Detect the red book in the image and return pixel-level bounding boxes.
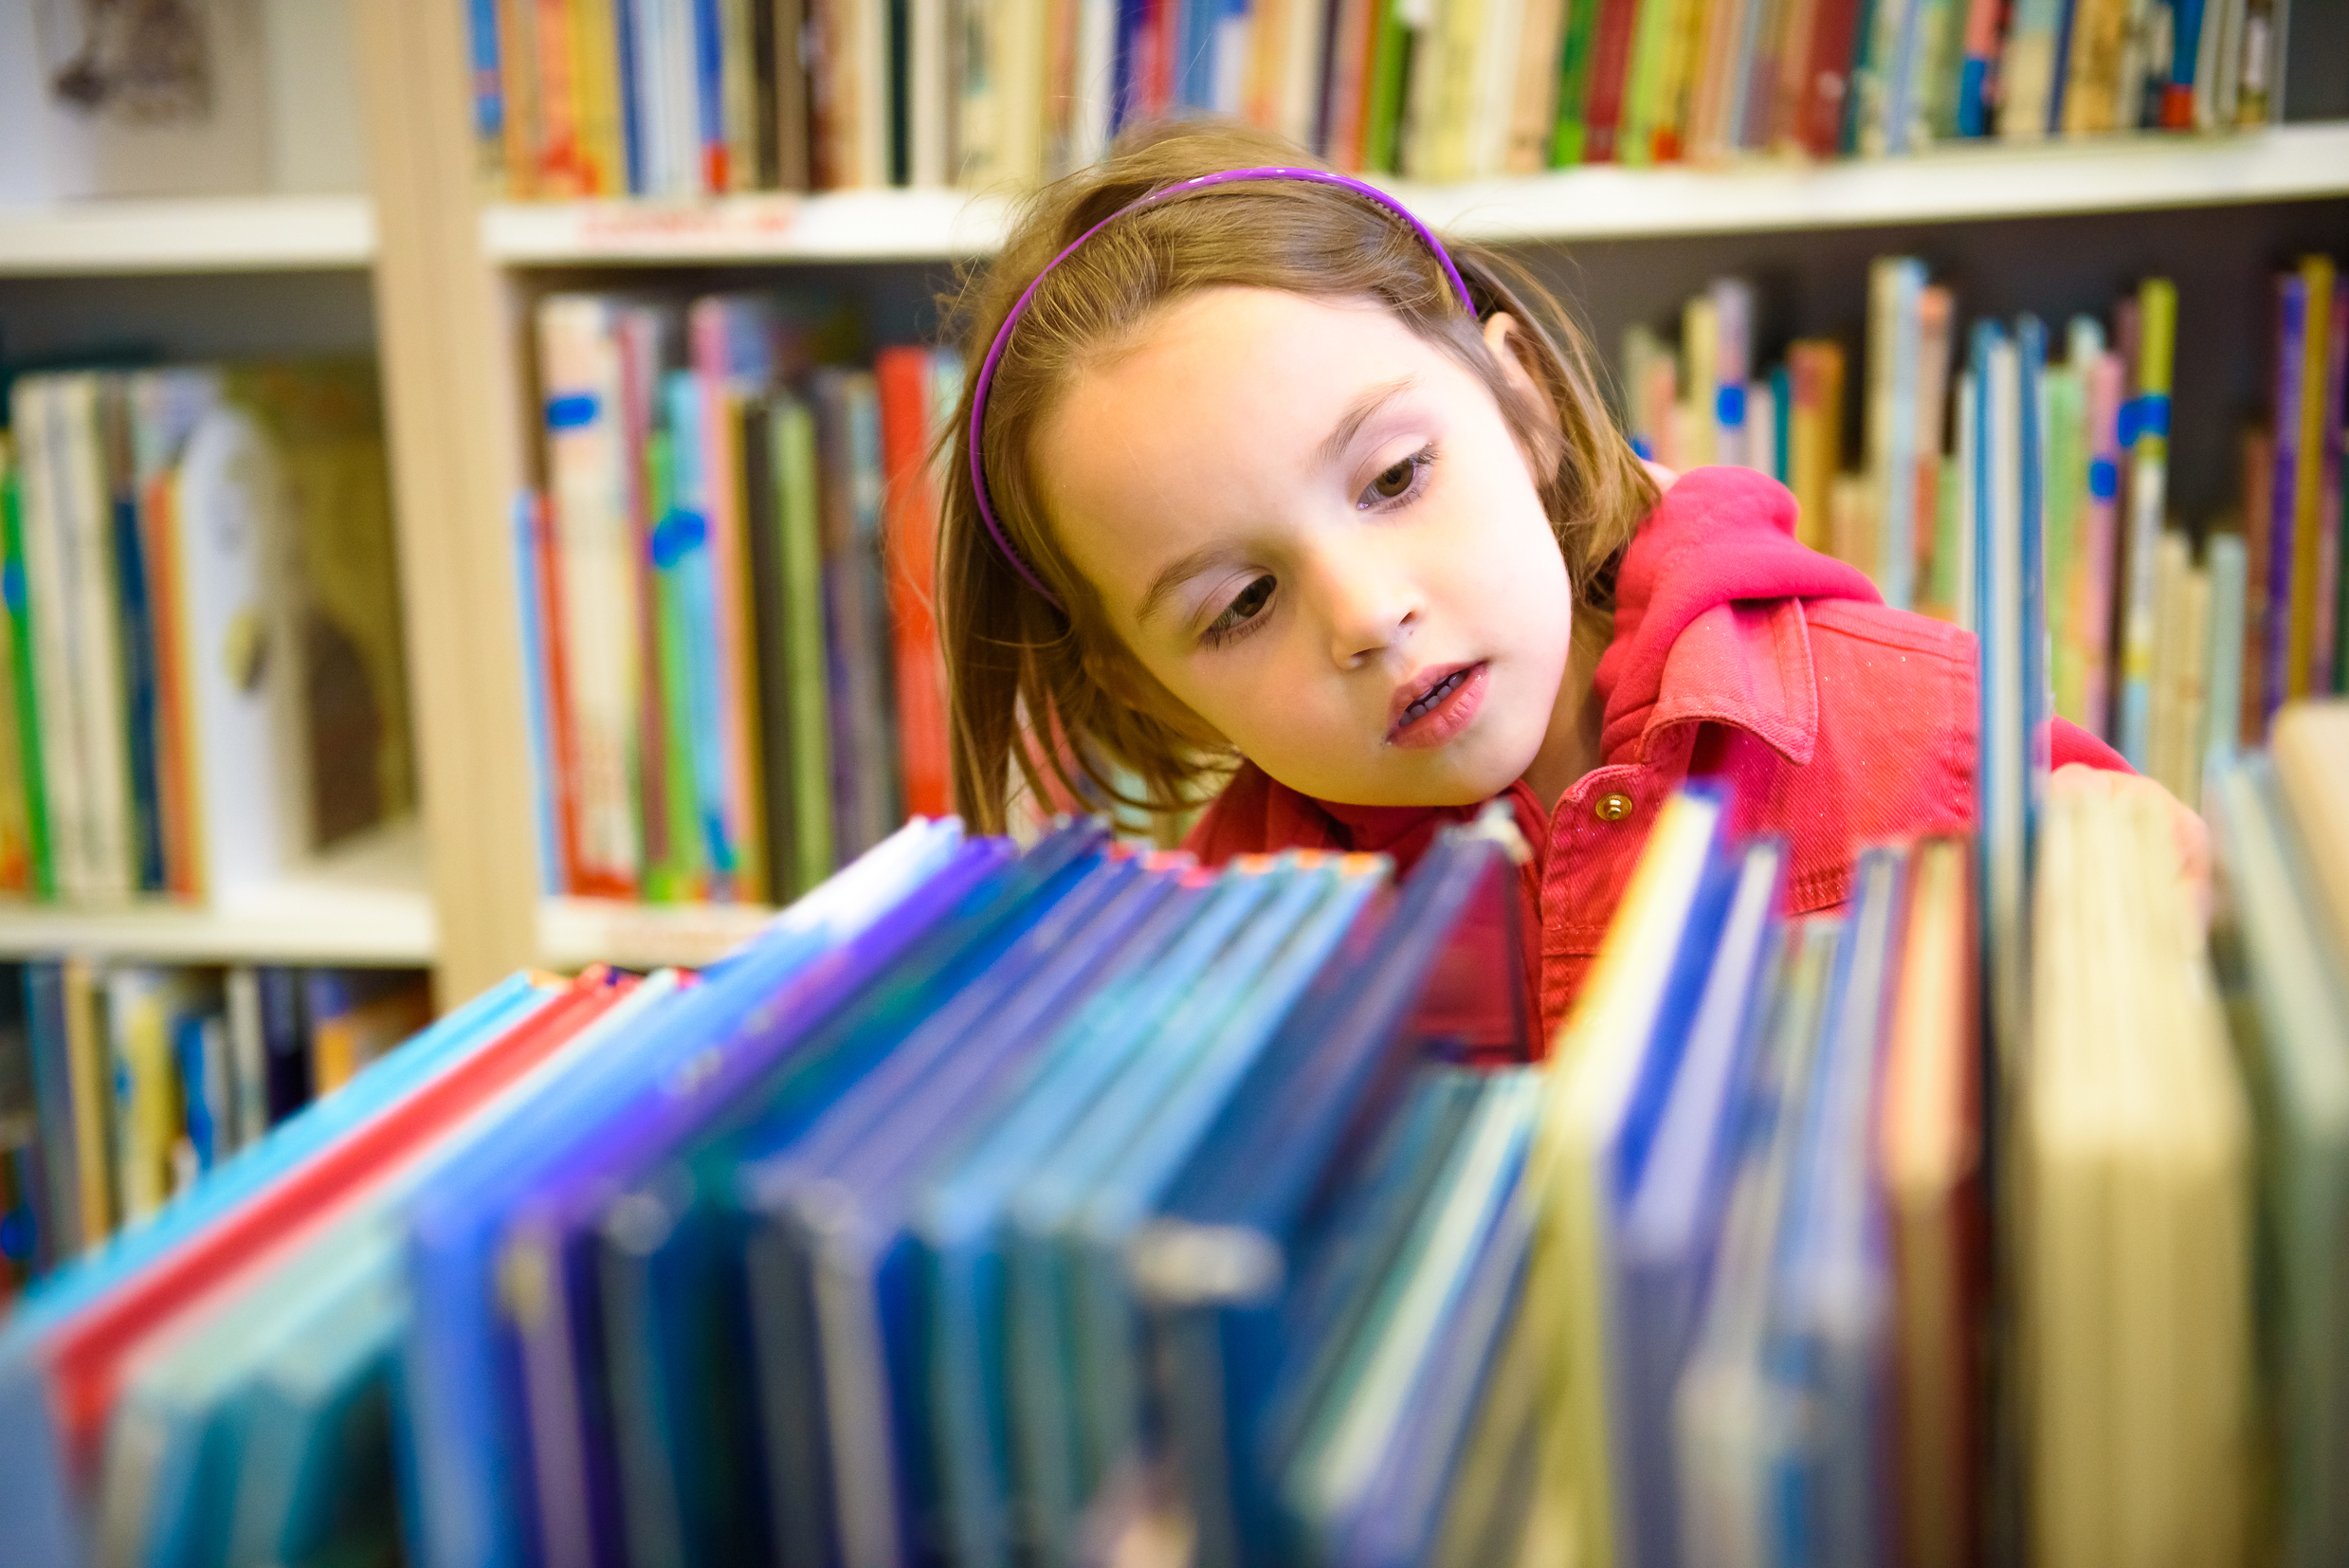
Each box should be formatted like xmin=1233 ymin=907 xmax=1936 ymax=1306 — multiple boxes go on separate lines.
xmin=44 ymin=973 xmax=633 ymax=1477
xmin=1792 ymin=0 xmax=1866 ymax=157
xmin=1581 ymin=0 xmax=1646 ymax=164
xmin=875 ymin=349 xmax=953 ymax=823
xmin=531 ymin=491 xmax=589 ymax=895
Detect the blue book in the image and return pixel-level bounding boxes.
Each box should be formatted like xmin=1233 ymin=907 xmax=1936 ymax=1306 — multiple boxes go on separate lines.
xmin=1762 ymin=847 xmax=1908 ymax=1568
xmin=395 ymin=821 xmax=962 ymax=1568
xmin=744 ymin=852 xmax=1191 ymax=1568
xmin=915 ymin=865 xmax=1287 ymax=1568
xmin=1279 ymin=1070 xmax=1544 ymax=1568
xmin=661 ymin=371 xmax=734 ymax=889
xmin=513 ymin=493 xmax=565 ymax=895
xmin=1142 ymin=819 xmax=1530 ymax=1568
xmin=1612 ymin=838 xmax=1789 ymax=1568
xmin=0 ymin=974 xmax=554 ymax=1568
xmin=1039 ymin=859 xmax=1389 ymax=1551
xmin=573 ymin=825 xmax=1110 ymax=1568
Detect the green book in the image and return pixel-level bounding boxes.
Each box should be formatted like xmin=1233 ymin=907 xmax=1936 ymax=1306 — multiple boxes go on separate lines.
xmin=1362 ymin=0 xmax=1416 ymax=174
xmin=771 ymin=397 xmax=834 ymax=899
xmin=0 ymin=457 xmax=51 ymax=899
xmin=1619 ymin=0 xmax=1683 ymax=168
xmin=1551 ymin=0 xmax=1601 ymax=165
xmin=2043 ymin=364 xmax=2087 ymax=726
xmin=646 ymin=430 xmax=702 ymax=903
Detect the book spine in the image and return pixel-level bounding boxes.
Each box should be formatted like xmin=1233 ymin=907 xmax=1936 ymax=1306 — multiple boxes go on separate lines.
xmin=2238 ymin=424 xmax=2272 ymax=741
xmin=107 ymin=969 xmax=173 ymax=1225
xmin=615 ymin=0 xmax=646 ymax=192
xmin=2117 ymin=278 xmax=2176 ymax=770
xmin=536 ymin=0 xmax=585 ymax=193
xmin=0 ymin=453 xmax=51 ymax=900
xmin=2266 ymin=273 xmax=2306 ymax=721
xmin=1507 ymin=0 xmax=1570 ymax=169
xmin=1551 ymin=0 xmax=1602 ymax=160
xmin=1954 ymin=0 xmax=2000 ymax=133
xmin=2286 ymin=258 xmax=2337 ymax=700
xmin=2315 ymin=278 xmax=2348 ymax=694
xmin=689 ymin=305 xmax=765 ymax=901
xmin=539 ymin=298 xmax=644 ymax=897
xmin=570 ymin=0 xmax=628 ymax=193
xmin=1580 ymin=0 xmax=1643 ymax=161
xmin=776 ymin=400 xmax=837 ymax=894
xmin=515 ymin=492 xmax=567 ymax=897
xmin=1995 ymin=0 xmax=2059 ymax=137
xmin=2019 ymin=315 xmax=2050 ymax=793
xmin=64 ymin=378 xmax=137 ymax=900
xmin=875 ymin=349 xmax=951 ymax=822
xmin=105 ymin=394 xmax=168 ymax=896
xmin=719 ymin=0 xmax=759 ymax=188
xmin=1794 ymin=0 xmax=1866 ymax=155
xmin=2201 ymin=531 xmax=2246 ymax=775
xmin=693 ymin=0 xmax=730 ymax=189
xmin=612 ymin=314 xmax=667 ymax=890
xmin=468 ymin=0 xmax=511 ymax=189
xmin=138 ymin=468 xmax=198 ymax=901
xmin=1617 ymin=0 xmax=1680 ymax=164
xmin=23 ymin=963 xmax=82 ymax=1257
xmin=60 ymin=959 xmax=114 ymax=1244
xmin=2080 ymin=350 xmax=2123 ymax=739
xmin=223 ymin=965 xmax=267 ymax=1152
xmin=659 ymin=380 xmax=727 ymax=900
xmin=498 ymin=0 xmax=544 ymax=196
xmin=2043 ymin=365 xmax=2087 ymax=722
xmin=1914 ymin=283 xmax=1956 ymax=607
xmin=0 ymin=447 xmax=28 ymax=896
xmin=257 ymin=964 xmax=310 ymax=1124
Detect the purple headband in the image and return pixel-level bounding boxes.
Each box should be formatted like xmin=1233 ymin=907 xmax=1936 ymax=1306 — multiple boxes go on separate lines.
xmin=966 ymin=167 xmax=1479 ymax=610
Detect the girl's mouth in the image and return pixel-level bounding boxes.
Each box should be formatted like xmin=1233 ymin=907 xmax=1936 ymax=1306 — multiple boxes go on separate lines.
xmin=1388 ymin=662 xmax=1488 ymax=749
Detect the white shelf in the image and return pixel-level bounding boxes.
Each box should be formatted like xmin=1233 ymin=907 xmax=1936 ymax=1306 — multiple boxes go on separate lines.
xmin=477 ymin=124 xmax=2349 ymax=265
xmin=481 ymin=187 xmax=1011 ymax=264
xmin=0 ymin=194 xmax=376 ymax=277
xmin=538 ymin=896 xmax=777 ymax=973
xmin=0 ymin=819 xmax=434 ymax=964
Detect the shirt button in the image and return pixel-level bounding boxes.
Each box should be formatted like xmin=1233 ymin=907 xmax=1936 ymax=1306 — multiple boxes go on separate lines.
xmin=1594 ymin=792 xmax=1634 ymax=823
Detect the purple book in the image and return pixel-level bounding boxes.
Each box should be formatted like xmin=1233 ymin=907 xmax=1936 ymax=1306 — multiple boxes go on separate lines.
xmin=2268 ymin=272 xmax=2306 ymax=724
xmin=2316 ymin=282 xmax=2349 ymax=694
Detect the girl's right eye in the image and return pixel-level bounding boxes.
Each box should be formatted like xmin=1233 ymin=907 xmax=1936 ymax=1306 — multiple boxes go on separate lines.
xmin=1202 ymin=574 xmax=1276 ymax=648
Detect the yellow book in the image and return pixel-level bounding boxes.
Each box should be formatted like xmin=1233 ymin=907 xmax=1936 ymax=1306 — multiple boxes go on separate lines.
xmin=62 ymin=957 xmax=115 ymax=1249
xmin=568 ymin=0 xmax=628 ymax=194
xmin=1523 ymin=788 xmax=1725 ymax=1568
xmin=2288 ymin=257 xmax=2336 ymax=700
xmin=2028 ymin=777 xmax=2250 ymax=1568
xmin=1681 ymin=296 xmax=1719 ymax=468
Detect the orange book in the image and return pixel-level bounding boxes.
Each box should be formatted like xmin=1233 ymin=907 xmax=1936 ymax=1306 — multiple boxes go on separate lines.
xmin=139 ymin=471 xmax=200 ymax=900
xmin=876 ymin=349 xmax=953 ymax=822
xmin=533 ymin=0 xmax=584 ymax=197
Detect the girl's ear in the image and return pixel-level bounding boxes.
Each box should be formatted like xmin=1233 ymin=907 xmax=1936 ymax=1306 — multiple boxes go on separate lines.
xmin=1482 ymin=312 xmax=1546 ymax=407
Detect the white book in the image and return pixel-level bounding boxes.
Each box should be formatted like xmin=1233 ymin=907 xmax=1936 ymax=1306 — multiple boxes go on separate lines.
xmin=1276 ymin=0 xmax=1327 ymax=152
xmin=170 ymin=392 xmax=315 ymax=901
xmin=539 ymin=297 xmax=645 ymax=893
xmin=1711 ymin=279 xmax=1755 ymax=470
xmin=909 ymin=0 xmax=951 ymax=185
xmin=1744 ymin=378 xmax=1777 ymax=478
xmin=8 ymin=376 xmax=97 ymax=901
xmin=225 ymin=965 xmax=269 ymax=1151
xmin=1471 ymin=0 xmax=1528 ymax=176
xmin=2199 ymin=532 xmax=2248 ymax=788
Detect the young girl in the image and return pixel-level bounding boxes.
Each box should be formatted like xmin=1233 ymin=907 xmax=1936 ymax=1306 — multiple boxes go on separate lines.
xmin=934 ymin=120 xmax=2192 ymax=1046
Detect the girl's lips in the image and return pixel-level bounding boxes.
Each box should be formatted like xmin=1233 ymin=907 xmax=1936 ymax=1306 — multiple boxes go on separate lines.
xmin=1388 ymin=662 xmax=1488 ymax=749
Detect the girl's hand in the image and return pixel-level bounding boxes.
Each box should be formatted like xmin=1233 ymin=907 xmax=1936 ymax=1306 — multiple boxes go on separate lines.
xmin=2049 ymin=762 xmax=2213 ymax=924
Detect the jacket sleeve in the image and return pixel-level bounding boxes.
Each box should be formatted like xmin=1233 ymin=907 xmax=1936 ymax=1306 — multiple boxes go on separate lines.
xmin=2049 ymin=718 xmax=2132 ymax=774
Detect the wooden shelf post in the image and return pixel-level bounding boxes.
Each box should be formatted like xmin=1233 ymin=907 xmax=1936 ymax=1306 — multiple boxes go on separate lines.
xmin=351 ymin=0 xmax=542 ymax=1002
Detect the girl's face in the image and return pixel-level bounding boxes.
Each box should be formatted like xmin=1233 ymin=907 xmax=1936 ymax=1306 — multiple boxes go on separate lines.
xmin=1035 ymin=286 xmax=1575 ymax=809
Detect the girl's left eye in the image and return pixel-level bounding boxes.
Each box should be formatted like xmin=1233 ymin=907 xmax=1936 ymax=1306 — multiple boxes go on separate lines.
xmin=1358 ymin=447 xmax=1433 ymax=509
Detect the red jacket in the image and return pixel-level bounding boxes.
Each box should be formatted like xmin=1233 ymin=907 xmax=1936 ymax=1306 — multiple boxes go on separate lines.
xmin=1185 ymin=465 xmax=2126 ymax=1051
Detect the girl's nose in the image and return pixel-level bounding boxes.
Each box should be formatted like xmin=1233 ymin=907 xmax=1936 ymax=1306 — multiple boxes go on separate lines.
xmin=1312 ymin=548 xmax=1417 ymax=669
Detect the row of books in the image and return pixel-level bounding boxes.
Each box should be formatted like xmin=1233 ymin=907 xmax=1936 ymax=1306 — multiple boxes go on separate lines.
xmin=523 ymin=291 xmax=956 ymax=905
xmin=5 ymin=718 xmax=2345 ymax=1566
xmin=0 ymin=368 xmax=416 ymax=907
xmin=464 ymin=0 xmax=2289 ymax=200
xmin=1629 ymin=254 xmax=2348 ymax=807
xmin=0 ymin=961 xmax=434 ymax=1301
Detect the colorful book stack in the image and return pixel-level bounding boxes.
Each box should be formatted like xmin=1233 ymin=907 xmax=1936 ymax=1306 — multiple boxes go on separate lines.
xmin=1629 ymin=259 xmax=2349 ymax=809
xmin=7 ymin=693 xmax=2349 ymax=1565
xmin=523 ymin=291 xmax=959 ymax=905
xmin=0 ymin=961 xmax=435 ymax=1302
xmin=0 ymin=366 xmax=415 ymax=906
xmin=463 ymin=0 xmax=2286 ymax=198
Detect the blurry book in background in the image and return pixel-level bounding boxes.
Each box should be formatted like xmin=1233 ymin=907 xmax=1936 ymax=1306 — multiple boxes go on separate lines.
xmin=2 ymin=362 xmax=414 ymax=908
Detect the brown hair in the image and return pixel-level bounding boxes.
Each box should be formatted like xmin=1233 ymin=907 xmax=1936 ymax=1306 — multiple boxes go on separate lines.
xmin=934 ymin=119 xmax=1656 ymax=835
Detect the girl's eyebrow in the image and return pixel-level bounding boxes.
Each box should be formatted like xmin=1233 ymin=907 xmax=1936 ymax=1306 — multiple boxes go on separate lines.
xmin=1316 ymin=375 xmax=1420 ymax=468
xmin=1138 ymin=543 xmax=1231 ymax=629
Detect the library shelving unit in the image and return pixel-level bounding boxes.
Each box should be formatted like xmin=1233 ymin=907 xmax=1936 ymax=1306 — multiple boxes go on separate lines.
xmin=351 ymin=1 xmax=2349 ymax=1004
xmin=0 ymin=167 xmax=441 ymax=975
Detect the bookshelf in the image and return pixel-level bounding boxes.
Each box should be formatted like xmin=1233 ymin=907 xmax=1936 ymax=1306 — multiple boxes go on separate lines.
xmin=346 ymin=0 xmax=2349 ymax=1006
xmin=475 ymin=123 xmax=2349 ymax=266
xmin=0 ymin=194 xmax=376 ymax=276
xmin=0 ymin=820 xmax=433 ymax=965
